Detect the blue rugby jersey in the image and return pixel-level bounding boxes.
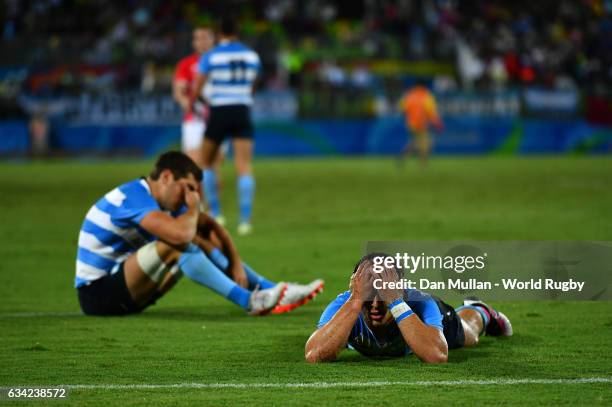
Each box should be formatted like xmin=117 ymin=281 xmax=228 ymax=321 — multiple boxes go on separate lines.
xmin=74 ymin=179 xmax=160 ymax=288
xmin=317 ymin=290 xmax=443 ymax=357
xmin=198 ymin=40 xmax=260 ymax=106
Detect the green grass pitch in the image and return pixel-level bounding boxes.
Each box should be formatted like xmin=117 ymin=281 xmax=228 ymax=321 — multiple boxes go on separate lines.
xmin=0 ymin=156 xmax=611 ymax=405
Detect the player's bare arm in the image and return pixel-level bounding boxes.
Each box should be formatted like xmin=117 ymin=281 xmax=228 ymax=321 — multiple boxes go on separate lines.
xmin=172 ymin=78 xmax=191 ymax=112
xmin=305 ymin=261 xmax=374 ymax=363
xmin=194 ymin=213 xmax=248 ymax=288
xmin=192 ymin=73 xmax=208 ymax=110
xmin=193 ymin=212 xmax=220 ymax=248
xmin=377 ymin=266 xmax=448 ymax=364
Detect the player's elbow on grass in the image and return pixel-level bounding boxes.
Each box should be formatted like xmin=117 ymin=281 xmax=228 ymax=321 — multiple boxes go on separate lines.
xmin=419 ymin=349 xmax=448 ymax=364
xmin=416 ymin=342 xmax=448 ymax=364
xmin=304 ymin=348 xmax=337 ymax=364
xmin=304 ymin=349 xmax=319 ymax=364
xmin=304 ymin=333 xmax=338 ymax=364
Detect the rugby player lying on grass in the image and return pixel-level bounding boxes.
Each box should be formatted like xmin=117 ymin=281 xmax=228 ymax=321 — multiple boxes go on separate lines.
xmin=305 ymin=254 xmax=511 ymax=363
xmin=75 ymin=151 xmax=323 ymax=316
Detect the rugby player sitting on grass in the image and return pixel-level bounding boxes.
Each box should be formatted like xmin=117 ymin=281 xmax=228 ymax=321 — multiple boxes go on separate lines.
xmin=305 ymin=254 xmax=511 ymax=363
xmin=75 ymin=151 xmax=323 ymax=316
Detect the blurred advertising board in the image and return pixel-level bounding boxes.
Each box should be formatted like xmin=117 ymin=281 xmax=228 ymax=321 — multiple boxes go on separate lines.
xmin=523 ymin=88 xmax=579 ymax=117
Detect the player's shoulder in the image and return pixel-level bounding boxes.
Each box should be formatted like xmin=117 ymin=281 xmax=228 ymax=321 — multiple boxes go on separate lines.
xmin=176 ymin=56 xmax=189 ymax=70
xmin=219 ymin=41 xmax=258 ymax=56
xmin=117 ymin=178 xmax=146 ymax=192
xmin=176 ymin=55 xmax=197 ymax=79
xmin=317 ymin=290 xmax=351 ymax=328
xmin=321 ymin=290 xmax=351 ymax=309
xmin=419 ymin=87 xmax=434 ymax=98
xmin=178 ymin=53 xmax=198 ymax=66
xmin=332 ymin=290 xmax=351 ymax=304
xmin=235 ymin=41 xmax=257 ymax=51
xmin=116 ymin=179 xmax=157 ymax=207
xmin=238 ymin=42 xmax=259 ymax=59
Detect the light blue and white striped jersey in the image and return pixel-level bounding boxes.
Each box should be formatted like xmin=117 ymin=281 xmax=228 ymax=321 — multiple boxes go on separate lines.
xmin=198 ymin=40 xmax=261 ymax=106
xmin=75 ymin=179 xmax=160 ymax=288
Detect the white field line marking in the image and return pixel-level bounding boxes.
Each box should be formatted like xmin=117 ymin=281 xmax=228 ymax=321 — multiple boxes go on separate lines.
xmin=38 ymin=378 xmax=612 ymax=390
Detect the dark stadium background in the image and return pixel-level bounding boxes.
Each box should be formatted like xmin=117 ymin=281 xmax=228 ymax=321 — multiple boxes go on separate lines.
xmin=1 ymin=0 xmax=611 ymax=155
xmin=1 ymin=1 xmax=611 ymax=405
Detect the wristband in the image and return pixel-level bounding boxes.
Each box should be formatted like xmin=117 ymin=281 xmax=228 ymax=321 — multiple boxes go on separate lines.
xmin=389 ymin=299 xmax=413 ymax=323
xmin=388 ymin=298 xmax=405 ymax=310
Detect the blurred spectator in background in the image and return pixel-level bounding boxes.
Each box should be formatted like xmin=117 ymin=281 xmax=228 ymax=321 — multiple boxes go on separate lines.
xmin=29 ymin=113 xmax=49 ymax=156
xmin=398 ymin=81 xmax=443 ymax=167
xmin=141 ymin=63 xmax=157 ymax=94
xmin=1 ymin=0 xmax=610 ymax=121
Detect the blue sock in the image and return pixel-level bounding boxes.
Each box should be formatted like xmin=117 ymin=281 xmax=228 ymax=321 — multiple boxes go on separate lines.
xmin=243 ymin=263 xmax=276 ymax=290
xmin=203 ymin=169 xmax=221 ymax=217
xmin=237 ymin=174 xmax=255 ymax=224
xmin=208 ymin=248 xmax=275 ymax=290
xmin=179 ymin=244 xmax=250 ymax=309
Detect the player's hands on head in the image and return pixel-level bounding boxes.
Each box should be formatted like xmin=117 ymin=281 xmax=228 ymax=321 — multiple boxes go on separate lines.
xmin=183 ymin=183 xmax=201 ymax=209
xmin=349 ymin=260 xmax=375 ymax=303
xmin=195 ymin=182 xmax=204 ymax=202
xmin=376 ymin=265 xmax=404 ymax=304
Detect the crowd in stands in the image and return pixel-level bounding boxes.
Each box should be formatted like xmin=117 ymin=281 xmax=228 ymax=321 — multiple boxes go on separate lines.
xmin=1 ymin=0 xmax=610 ymax=101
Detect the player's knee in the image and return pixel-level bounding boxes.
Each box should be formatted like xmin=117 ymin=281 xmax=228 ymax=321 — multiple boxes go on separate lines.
xmin=235 ymin=162 xmax=251 ymax=176
xmin=464 ymin=331 xmax=479 ymax=347
xmin=460 ymin=318 xmax=481 ymax=347
xmin=136 ymin=241 xmax=182 ymax=285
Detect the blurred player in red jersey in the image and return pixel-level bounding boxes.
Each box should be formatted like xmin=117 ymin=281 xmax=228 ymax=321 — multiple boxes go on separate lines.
xmin=173 ymin=27 xmax=223 ymax=170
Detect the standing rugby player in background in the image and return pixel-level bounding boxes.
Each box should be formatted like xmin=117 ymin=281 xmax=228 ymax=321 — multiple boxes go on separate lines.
xmin=193 ymin=15 xmax=260 ymax=236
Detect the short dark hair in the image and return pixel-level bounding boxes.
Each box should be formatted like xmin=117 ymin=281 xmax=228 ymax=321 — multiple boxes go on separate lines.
xmin=149 ymin=151 xmax=202 ymax=182
xmin=220 ymin=14 xmax=238 ymax=36
xmin=353 ymin=252 xmax=404 ymax=280
xmin=194 ymin=26 xmax=213 ymax=34
xmin=353 ymin=253 xmax=385 ymax=274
